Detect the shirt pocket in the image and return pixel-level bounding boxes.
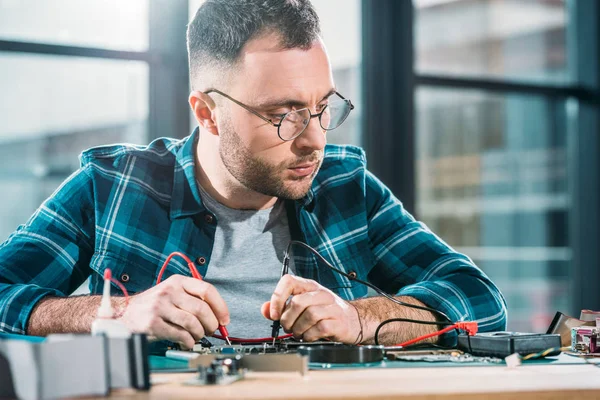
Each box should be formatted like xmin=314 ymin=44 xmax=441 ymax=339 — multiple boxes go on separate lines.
xmin=89 ymin=251 xmax=156 ymax=295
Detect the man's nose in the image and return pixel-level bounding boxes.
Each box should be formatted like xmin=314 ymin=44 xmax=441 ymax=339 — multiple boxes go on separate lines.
xmin=293 ymin=115 xmax=326 ymax=152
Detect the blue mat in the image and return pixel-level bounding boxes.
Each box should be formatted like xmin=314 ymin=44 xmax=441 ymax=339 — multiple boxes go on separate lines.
xmin=148 ymin=352 xmax=598 ymax=372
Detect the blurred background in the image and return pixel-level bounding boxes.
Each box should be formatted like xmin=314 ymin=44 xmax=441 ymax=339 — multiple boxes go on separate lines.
xmin=0 ymin=0 xmax=598 ymax=332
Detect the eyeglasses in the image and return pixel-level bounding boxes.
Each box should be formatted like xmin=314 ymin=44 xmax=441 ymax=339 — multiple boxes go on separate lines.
xmin=204 ymin=89 xmax=354 ymax=142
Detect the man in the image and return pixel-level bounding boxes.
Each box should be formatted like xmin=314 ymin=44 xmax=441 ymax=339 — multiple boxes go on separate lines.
xmin=0 ymin=0 xmax=506 ymax=349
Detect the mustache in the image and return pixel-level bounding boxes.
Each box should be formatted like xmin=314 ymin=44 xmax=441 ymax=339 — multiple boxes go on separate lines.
xmin=287 ymin=151 xmax=324 ymax=168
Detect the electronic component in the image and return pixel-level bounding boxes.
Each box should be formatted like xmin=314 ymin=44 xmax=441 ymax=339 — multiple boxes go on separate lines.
xmin=386 ymin=349 xmax=502 ymax=364
xmin=191 ymin=339 xmax=342 ymax=355
xmin=297 ymin=345 xmax=384 ymax=364
xmin=457 ymin=332 xmax=562 ymax=358
xmin=571 ymin=326 xmax=600 ymax=354
xmin=186 ymin=355 xmax=245 ymax=386
xmin=547 ymin=311 xmax=596 ymax=346
xmin=189 ymin=352 xmax=308 ymax=374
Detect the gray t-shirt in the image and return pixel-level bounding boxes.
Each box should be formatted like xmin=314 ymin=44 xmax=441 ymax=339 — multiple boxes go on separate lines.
xmin=197 ymin=183 xmax=291 ymax=342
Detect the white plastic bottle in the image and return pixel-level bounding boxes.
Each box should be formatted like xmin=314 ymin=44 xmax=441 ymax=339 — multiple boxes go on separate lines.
xmin=91 ymin=269 xmax=131 ymax=338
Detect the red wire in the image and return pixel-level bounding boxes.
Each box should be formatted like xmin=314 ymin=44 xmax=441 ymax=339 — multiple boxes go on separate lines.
xmin=392 ymin=321 xmax=478 ymax=348
xmin=394 ymin=325 xmax=458 ymax=347
xmin=101 ymin=268 xmax=129 ymax=319
xmin=157 ymin=252 xmax=287 ymax=343
xmin=109 ymin=276 xmax=129 ymax=319
xmin=156 ymin=252 xmax=200 ymax=284
xmin=212 ymin=333 xmax=294 ymax=343
xmin=121 ymin=253 xmax=479 ymax=347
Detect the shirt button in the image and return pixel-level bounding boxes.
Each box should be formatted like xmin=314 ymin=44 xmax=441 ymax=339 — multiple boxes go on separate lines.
xmin=204 ymin=214 xmax=214 ymax=224
xmin=348 ymin=271 xmax=357 ymax=279
xmin=120 ymin=273 xmax=130 ymax=283
xmin=196 ymin=256 xmax=206 ymax=265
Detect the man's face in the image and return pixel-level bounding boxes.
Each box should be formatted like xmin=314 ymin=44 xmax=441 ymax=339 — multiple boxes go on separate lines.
xmin=217 ymin=34 xmax=335 ymax=200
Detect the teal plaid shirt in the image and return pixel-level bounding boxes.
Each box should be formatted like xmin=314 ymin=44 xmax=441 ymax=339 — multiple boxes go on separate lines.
xmin=0 ymin=128 xmax=507 ymax=340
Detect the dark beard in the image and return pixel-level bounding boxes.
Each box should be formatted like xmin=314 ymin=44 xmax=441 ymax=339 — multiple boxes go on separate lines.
xmin=218 ymin=116 xmax=322 ymax=200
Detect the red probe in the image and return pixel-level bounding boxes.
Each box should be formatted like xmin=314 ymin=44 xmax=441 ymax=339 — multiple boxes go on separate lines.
xmin=156 ymin=252 xmax=232 ymax=345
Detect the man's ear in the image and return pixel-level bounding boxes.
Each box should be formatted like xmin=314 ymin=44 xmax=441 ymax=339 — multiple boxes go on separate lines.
xmin=189 ymin=91 xmax=219 ymax=136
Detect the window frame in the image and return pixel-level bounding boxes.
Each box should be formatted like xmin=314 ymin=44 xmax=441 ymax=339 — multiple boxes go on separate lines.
xmin=362 ymin=0 xmax=600 ymax=315
xmin=0 ymin=0 xmax=190 ymax=142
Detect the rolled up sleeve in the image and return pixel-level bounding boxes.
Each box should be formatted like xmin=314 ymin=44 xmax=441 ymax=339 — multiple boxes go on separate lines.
xmin=0 ymin=166 xmax=95 ymax=334
xmin=365 ymin=171 xmax=507 ymax=344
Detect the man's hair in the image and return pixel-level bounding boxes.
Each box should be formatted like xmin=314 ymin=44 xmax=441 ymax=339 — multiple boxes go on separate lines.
xmin=187 ymin=0 xmax=321 ymax=90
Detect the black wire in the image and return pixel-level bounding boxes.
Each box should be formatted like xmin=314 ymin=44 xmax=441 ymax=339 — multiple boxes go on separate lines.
xmin=285 ymin=240 xmax=454 ymax=346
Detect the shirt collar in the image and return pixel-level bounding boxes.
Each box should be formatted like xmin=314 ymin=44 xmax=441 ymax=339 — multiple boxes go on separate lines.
xmin=170 ymin=127 xmax=207 ymax=219
xmin=169 ymin=127 xmax=315 ymax=219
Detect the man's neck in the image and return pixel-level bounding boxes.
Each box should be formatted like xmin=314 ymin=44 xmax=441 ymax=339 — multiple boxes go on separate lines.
xmin=195 ymin=133 xmax=277 ymax=211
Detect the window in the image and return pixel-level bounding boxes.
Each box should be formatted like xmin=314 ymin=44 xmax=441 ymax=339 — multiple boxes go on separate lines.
xmin=0 ymin=0 xmax=149 ymax=51
xmin=416 ymin=88 xmax=569 ymax=331
xmin=0 ymin=2 xmax=189 ymax=242
xmin=413 ymin=0 xmax=578 ymax=332
xmin=312 ymin=0 xmax=362 ymax=146
xmin=0 ymin=54 xmax=148 ymax=241
xmin=415 ymin=0 xmax=568 ymax=83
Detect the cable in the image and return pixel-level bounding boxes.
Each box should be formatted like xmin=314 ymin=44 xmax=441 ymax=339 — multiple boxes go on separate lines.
xmin=157 ymin=243 xmax=471 ymax=347
xmin=285 ymin=241 xmax=452 ymax=324
xmin=212 ymin=333 xmax=294 ymax=344
xmin=374 ymin=319 xmax=478 ymax=347
xmin=156 ymin=252 xmax=201 ymax=283
xmin=521 ymin=346 xmax=571 ymax=361
xmin=284 ymin=241 xmax=480 ymax=347
xmin=374 ymin=319 xmax=452 ymax=346
xmin=157 ymin=252 xmax=231 ymax=344
xmin=108 ymin=273 xmax=129 ymax=319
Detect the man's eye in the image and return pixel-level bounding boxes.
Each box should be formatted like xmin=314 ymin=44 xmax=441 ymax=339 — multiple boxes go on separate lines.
xmin=316 ymin=103 xmax=328 ymax=112
xmin=268 ymin=113 xmax=287 ymax=121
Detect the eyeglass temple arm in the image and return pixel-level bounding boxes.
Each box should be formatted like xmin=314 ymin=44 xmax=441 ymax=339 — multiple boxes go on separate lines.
xmin=204 ymin=89 xmax=278 ymax=127
xmin=335 ymin=91 xmax=355 ymax=110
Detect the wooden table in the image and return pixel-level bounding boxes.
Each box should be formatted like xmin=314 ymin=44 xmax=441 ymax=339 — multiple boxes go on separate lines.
xmin=110 ymin=363 xmax=600 ymax=399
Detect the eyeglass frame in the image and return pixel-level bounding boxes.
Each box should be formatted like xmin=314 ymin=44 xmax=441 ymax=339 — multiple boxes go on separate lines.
xmin=204 ymin=88 xmax=355 ymax=142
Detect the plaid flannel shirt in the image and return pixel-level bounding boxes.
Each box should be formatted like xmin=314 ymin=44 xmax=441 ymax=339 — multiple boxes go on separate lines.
xmin=0 ymin=128 xmax=507 ymax=341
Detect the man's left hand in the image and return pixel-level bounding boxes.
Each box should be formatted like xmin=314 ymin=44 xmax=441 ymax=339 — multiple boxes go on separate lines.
xmin=261 ymin=275 xmax=360 ymax=343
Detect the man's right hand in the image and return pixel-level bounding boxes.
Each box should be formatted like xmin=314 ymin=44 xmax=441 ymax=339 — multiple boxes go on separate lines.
xmin=118 ymin=275 xmax=230 ymax=349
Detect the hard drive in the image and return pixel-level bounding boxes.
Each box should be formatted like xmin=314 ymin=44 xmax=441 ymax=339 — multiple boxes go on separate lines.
xmin=457 ymin=332 xmax=562 ymax=358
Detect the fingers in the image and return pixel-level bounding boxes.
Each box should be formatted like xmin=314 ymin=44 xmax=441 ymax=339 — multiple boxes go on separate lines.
xmin=288 ymin=303 xmax=339 ymax=339
xmin=163 ymin=306 xmax=206 ymax=342
xmin=172 ymin=291 xmax=219 ymax=336
xmin=270 ymin=275 xmax=319 ymax=320
xmin=154 ymin=319 xmax=196 ymax=349
xmin=181 ymin=277 xmax=230 ymax=325
xmin=280 ymin=290 xmax=333 ymax=333
xmin=261 ymin=301 xmax=272 ymax=320
xmin=301 ymin=319 xmax=336 ymax=342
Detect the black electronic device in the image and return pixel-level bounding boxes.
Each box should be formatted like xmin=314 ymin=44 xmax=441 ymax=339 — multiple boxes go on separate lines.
xmin=297 ymin=345 xmax=385 ymax=364
xmin=457 ymin=332 xmax=562 ymax=358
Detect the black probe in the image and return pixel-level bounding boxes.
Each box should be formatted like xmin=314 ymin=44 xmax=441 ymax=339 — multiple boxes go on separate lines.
xmin=272 ymin=249 xmax=291 ymax=345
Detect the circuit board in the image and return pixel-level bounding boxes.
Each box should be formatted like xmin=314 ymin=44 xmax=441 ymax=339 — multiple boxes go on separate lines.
xmin=191 ymin=339 xmax=342 ymax=355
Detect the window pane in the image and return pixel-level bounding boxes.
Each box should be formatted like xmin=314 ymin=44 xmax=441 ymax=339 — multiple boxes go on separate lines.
xmin=0 ymin=54 xmax=148 ymax=241
xmin=188 ymin=0 xmax=363 ymax=147
xmin=414 ymin=0 xmax=569 ymax=83
xmin=312 ymin=0 xmax=362 ymax=146
xmin=416 ymin=87 xmax=570 ymax=332
xmin=0 ymin=0 xmax=149 ymax=51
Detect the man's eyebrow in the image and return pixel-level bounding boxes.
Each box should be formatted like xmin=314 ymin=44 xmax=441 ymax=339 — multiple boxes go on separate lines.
xmin=254 ymin=88 xmax=337 ymax=109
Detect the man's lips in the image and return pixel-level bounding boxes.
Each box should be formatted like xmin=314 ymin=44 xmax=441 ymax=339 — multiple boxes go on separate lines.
xmin=288 ymin=162 xmax=317 ymax=177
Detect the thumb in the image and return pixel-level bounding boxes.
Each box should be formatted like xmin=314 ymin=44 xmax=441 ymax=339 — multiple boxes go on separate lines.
xmin=261 ymin=301 xmax=273 ymax=320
